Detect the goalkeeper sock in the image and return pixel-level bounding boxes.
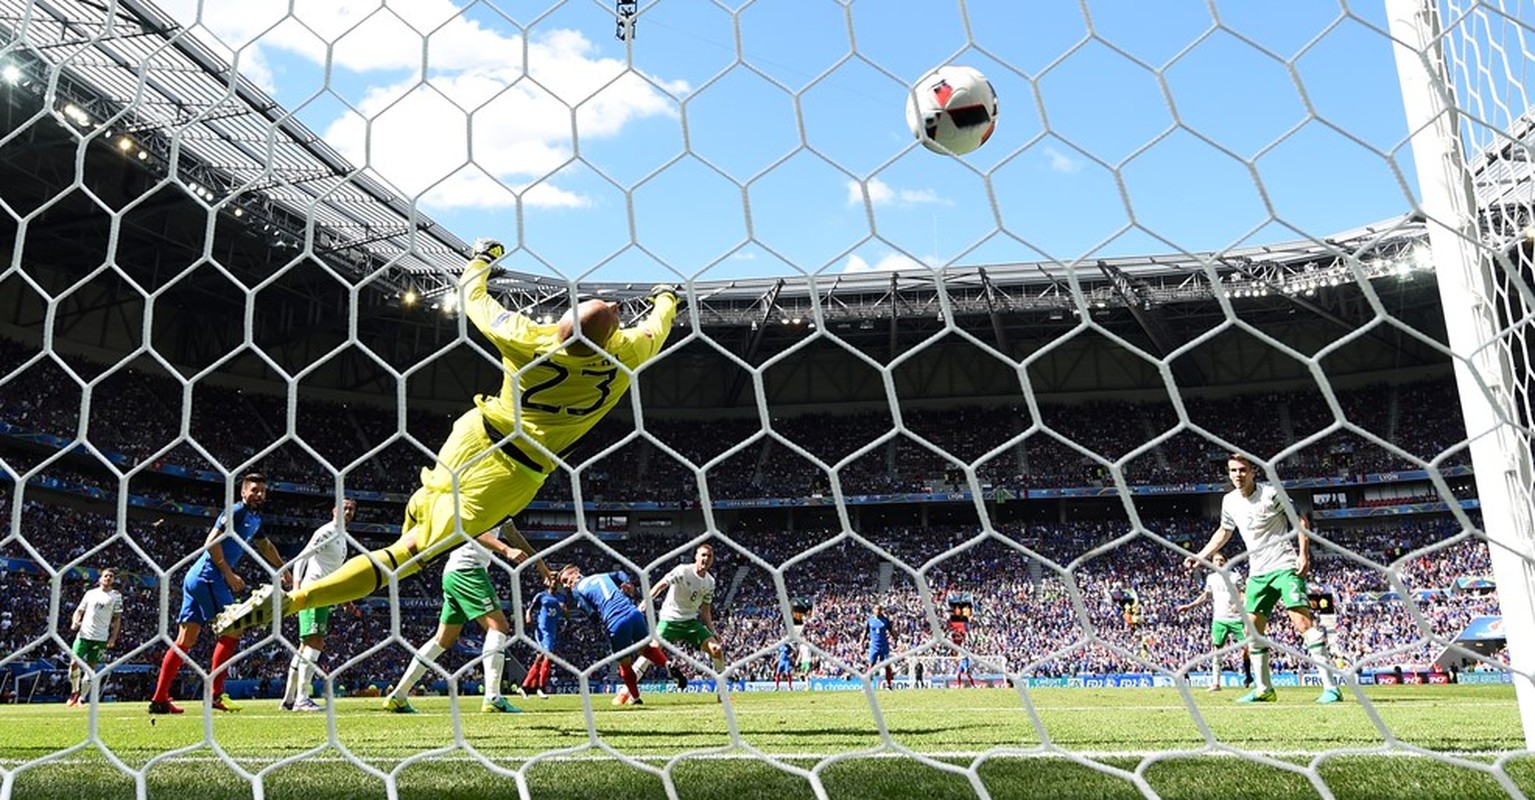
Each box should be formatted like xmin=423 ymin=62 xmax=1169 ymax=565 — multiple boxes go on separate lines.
xmin=210 ymin=636 xmax=239 ymax=698
xmin=393 ymin=641 xmax=446 ymax=701
xmin=483 ymin=630 xmax=509 ymax=700
xmin=1250 ymin=646 xmax=1272 ymax=692
xmin=293 ymin=542 xmax=422 ymax=612
xmin=1304 ymin=627 xmax=1337 ymax=690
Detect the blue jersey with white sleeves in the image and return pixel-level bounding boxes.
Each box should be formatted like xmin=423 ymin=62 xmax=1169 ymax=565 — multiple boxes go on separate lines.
xmin=571 ymin=572 xmax=638 ymax=633
xmin=188 ymin=502 xmax=263 ymax=584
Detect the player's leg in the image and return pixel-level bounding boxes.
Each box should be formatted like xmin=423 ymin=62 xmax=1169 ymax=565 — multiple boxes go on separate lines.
xmin=1237 ymin=572 xmax=1280 ymax=703
xmin=67 ymin=638 xmax=86 ymax=705
xmin=1287 ymin=599 xmax=1341 ymax=703
xmin=703 ymin=634 xmax=727 ymax=675
xmin=385 ymin=622 xmax=464 ymax=713
xmin=150 ymin=621 xmax=198 ymax=714
xmin=284 ymin=621 xmax=328 ymax=712
xmin=474 ymin=609 xmax=522 ymax=713
xmin=610 ymin=614 xmax=649 ymax=704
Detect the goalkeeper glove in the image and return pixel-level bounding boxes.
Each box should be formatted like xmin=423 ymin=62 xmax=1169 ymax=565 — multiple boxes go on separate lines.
xmin=648 ymin=283 xmax=679 ymax=304
xmin=471 ymin=238 xmax=506 ymax=263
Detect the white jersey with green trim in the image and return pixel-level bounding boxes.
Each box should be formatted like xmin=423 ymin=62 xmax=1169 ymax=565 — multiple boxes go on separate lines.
xmin=442 ymin=531 xmax=497 ymax=573
xmin=294 ymin=520 xmax=348 ymax=588
xmin=76 ymin=586 xmax=122 ymax=642
xmin=1219 ymin=481 xmax=1299 ymax=576
xmin=1205 ymin=571 xmax=1243 ymax=622
xmin=658 ymin=564 xmax=715 ymax=622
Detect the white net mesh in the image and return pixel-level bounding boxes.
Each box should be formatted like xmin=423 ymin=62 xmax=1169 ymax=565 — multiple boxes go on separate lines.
xmin=1 ymin=1 xmax=1534 ymax=798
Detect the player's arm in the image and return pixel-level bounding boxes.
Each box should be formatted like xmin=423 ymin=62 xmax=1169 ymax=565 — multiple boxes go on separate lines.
xmin=1184 ymin=525 xmax=1233 ymax=569
xmin=1295 ymin=513 xmax=1313 ymax=577
xmin=255 ymin=537 xmax=290 ymax=589
xmin=700 ymin=601 xmax=716 ymax=636
xmin=459 ymin=240 xmax=542 ymax=356
xmin=204 ymin=518 xmax=244 ymax=594
xmin=108 ymin=608 xmax=121 ymax=649
xmin=495 ymin=522 xmax=553 ymax=585
xmin=71 ymin=596 xmax=85 ymax=631
xmin=1176 ymin=589 xmax=1210 ymax=614
xmin=612 ymin=286 xmax=680 ymax=362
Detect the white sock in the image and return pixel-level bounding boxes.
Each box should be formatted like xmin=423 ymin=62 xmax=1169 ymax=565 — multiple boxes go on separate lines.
xmin=483 ymin=630 xmax=509 ymax=700
xmin=632 ymin=655 xmax=652 ymax=680
xmin=393 ymin=641 xmax=445 ymax=701
xmin=282 ymin=653 xmax=301 ymax=703
xmin=1304 ymin=627 xmax=1337 ymax=690
xmin=296 ymin=646 xmax=322 ymax=699
xmin=711 ymin=653 xmax=726 ymax=673
xmin=1211 ymin=653 xmax=1221 ymax=685
xmin=69 ymin=663 xmax=82 ymax=695
xmin=1251 ymin=647 xmax=1272 ymax=692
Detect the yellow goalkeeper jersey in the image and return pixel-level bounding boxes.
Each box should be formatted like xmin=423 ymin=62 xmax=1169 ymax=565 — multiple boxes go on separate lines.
xmin=459 ymin=262 xmax=678 ymax=472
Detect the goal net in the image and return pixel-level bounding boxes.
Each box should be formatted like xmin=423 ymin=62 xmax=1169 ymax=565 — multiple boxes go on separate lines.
xmin=1 ymin=0 xmax=1534 ymax=798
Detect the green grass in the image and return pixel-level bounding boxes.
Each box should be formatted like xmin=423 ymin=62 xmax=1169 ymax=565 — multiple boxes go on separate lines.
xmin=1 ymin=685 xmax=1528 ymax=799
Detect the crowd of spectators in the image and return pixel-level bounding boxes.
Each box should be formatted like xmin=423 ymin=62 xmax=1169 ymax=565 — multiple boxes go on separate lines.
xmin=0 ymin=494 xmax=1506 ymax=699
xmin=0 ymin=338 xmax=1473 ymax=504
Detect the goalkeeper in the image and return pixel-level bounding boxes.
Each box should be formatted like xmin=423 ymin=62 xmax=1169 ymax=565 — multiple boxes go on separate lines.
xmin=215 ymin=239 xmax=681 ymax=635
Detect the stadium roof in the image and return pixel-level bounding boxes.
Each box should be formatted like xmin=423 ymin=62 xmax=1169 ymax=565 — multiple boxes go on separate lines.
xmin=0 ymin=0 xmax=1447 ymax=317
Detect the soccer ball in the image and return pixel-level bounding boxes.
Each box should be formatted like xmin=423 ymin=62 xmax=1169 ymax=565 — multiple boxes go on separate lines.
xmin=905 ymin=65 xmax=999 ymax=156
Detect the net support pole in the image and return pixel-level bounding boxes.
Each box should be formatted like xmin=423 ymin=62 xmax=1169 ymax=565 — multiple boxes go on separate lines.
xmin=1388 ymin=0 xmax=1535 ymax=747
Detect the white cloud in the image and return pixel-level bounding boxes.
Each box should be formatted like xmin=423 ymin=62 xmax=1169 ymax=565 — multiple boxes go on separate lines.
xmin=152 ymin=0 xmax=687 ymax=210
xmin=846 ymin=177 xmax=947 ymax=208
xmin=842 ymin=252 xmax=928 ymax=273
xmin=1044 ymin=146 xmax=1083 ymax=174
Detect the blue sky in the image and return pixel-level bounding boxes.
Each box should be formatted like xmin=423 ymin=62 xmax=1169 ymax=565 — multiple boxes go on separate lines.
xmin=156 ymin=1 xmax=1422 ymax=284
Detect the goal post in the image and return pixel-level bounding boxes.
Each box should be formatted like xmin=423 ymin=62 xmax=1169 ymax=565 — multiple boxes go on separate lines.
xmin=1389 ymin=0 xmax=1535 ymax=747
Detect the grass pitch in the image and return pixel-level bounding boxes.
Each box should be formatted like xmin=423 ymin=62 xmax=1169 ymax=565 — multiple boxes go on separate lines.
xmin=1 ymin=685 xmax=1530 ymax=799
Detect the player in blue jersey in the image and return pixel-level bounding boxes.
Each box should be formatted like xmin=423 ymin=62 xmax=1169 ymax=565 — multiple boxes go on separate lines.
xmin=773 ymin=642 xmax=795 ymax=691
xmin=150 ymin=473 xmax=284 ymax=714
xmin=558 ymin=564 xmax=670 ymax=705
xmin=860 ymin=604 xmax=895 ymax=690
xmin=519 ymin=585 xmax=566 ymax=699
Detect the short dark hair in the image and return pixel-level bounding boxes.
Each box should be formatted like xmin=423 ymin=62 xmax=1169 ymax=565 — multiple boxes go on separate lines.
xmin=241 ymin=471 xmax=267 ymax=485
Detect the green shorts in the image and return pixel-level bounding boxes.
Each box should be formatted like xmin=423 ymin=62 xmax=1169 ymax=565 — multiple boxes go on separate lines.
xmin=1211 ymin=619 xmax=1245 ymax=646
xmin=298 ymin=606 xmax=332 ymax=638
xmin=656 ymin=619 xmax=715 ymax=649
xmin=1244 ymin=569 xmax=1309 ymax=618
xmin=441 ymin=568 xmax=500 ymax=626
xmin=71 ymin=638 xmax=106 ymax=664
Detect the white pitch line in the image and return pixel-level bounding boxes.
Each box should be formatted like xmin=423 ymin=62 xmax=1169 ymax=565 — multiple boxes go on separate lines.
xmin=1 ymin=749 xmax=1524 ymax=769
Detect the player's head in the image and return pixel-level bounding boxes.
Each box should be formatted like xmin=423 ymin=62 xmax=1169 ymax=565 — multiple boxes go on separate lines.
xmin=557 ymin=563 xmax=583 ymax=589
xmin=694 ymin=543 xmax=713 ymax=572
xmin=98 ymin=568 xmax=116 ymax=589
xmin=240 ymin=471 xmax=267 ymax=508
xmin=872 ymin=604 xmax=884 ymax=617
xmin=336 ymin=497 xmax=357 ymax=523
xmin=1225 ymin=454 xmax=1257 ymax=494
xmin=1211 ymin=552 xmax=1227 ymax=568
xmin=557 ymin=299 xmax=620 ymax=357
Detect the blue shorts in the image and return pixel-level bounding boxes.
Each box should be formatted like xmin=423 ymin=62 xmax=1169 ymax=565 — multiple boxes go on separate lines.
xmin=535 ymin=629 xmax=558 ymax=652
xmin=607 ymin=612 xmax=649 ymax=654
xmin=868 ymin=644 xmax=890 ymax=666
xmin=179 ymin=574 xmax=234 ymax=625
xmin=776 ymin=660 xmax=794 ymax=674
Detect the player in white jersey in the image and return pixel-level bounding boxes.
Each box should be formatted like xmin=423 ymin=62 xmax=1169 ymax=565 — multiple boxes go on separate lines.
xmin=1186 ymin=453 xmax=1341 ymax=704
xmin=382 ymin=522 xmax=550 ymax=714
xmin=67 ymin=568 xmax=123 ymax=707
xmin=619 ymin=543 xmax=725 ymax=705
xmin=280 ymin=499 xmax=355 ymax=712
xmin=1176 ymin=553 xmax=1253 ymax=692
